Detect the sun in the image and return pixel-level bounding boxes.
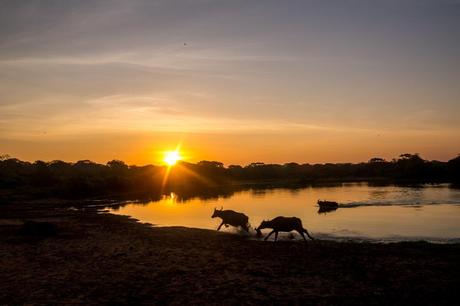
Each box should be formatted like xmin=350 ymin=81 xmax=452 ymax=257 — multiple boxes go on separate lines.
xmin=163 ymin=150 xmax=181 ymax=166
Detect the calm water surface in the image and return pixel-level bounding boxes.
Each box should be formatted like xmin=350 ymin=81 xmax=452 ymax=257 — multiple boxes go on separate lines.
xmin=110 ymin=183 xmax=460 ymax=243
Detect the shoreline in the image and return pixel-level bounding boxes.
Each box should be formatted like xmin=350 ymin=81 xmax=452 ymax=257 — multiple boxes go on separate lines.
xmin=1 ymin=202 xmax=460 ymax=305
xmin=2 ymin=180 xmax=457 ymax=203
xmin=111 ymin=212 xmax=460 ymax=245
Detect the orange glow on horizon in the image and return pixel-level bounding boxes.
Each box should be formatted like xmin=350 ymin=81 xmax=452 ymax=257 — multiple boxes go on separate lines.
xmin=163 ymin=150 xmax=182 ymax=166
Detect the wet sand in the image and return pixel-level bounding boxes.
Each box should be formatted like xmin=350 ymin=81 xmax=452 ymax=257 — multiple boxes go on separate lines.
xmin=1 ymin=202 xmax=459 ymax=305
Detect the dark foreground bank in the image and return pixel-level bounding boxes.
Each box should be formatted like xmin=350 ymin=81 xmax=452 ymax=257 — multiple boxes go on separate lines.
xmin=1 ymin=202 xmax=459 ymax=305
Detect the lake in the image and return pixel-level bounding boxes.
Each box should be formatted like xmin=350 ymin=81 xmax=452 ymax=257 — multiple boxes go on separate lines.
xmin=109 ymin=183 xmax=460 ymax=243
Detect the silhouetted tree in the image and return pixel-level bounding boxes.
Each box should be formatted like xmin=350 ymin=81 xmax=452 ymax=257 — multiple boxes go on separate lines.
xmin=447 ymin=155 xmax=460 ymax=182
xmin=1 ymin=153 xmax=458 ymax=200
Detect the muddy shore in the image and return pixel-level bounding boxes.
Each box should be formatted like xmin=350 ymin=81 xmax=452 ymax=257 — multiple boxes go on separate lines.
xmin=1 ymin=202 xmax=459 ymax=305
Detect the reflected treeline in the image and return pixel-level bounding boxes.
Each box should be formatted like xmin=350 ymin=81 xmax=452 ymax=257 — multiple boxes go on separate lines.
xmin=1 ymin=153 xmax=459 ymax=201
xmin=109 ymin=184 xmax=307 ymax=210
xmin=317 ymin=206 xmax=339 ymax=214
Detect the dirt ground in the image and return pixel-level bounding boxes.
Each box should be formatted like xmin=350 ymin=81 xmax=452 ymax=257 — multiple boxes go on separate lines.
xmin=1 ymin=202 xmax=459 ymax=305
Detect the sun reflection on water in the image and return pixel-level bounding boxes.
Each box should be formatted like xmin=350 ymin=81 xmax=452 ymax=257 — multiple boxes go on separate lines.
xmin=163 ymin=192 xmax=177 ymax=205
xmin=111 ymin=184 xmax=460 ymax=242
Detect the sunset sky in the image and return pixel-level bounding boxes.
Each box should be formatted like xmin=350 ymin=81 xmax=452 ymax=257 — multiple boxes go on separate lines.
xmin=1 ymin=0 xmax=459 ymax=165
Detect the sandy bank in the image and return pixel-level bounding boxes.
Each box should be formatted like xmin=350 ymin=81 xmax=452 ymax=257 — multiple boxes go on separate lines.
xmin=1 ymin=202 xmax=459 ymax=305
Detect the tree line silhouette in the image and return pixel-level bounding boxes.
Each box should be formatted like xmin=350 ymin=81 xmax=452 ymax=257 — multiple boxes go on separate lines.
xmin=1 ymin=153 xmax=459 ymax=200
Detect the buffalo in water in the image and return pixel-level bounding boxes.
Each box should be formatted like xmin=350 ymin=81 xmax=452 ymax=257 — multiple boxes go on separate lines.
xmin=255 ymin=216 xmax=314 ymax=242
xmin=211 ymin=207 xmax=250 ymax=232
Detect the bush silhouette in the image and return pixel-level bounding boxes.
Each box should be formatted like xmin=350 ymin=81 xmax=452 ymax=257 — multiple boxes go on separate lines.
xmin=0 ymin=153 xmax=458 ymax=200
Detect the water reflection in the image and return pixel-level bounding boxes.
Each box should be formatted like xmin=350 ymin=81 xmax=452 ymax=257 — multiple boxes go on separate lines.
xmin=109 ymin=183 xmax=460 ymax=242
xmin=318 ymin=206 xmax=338 ymax=214
xmin=163 ymin=192 xmax=177 ymax=205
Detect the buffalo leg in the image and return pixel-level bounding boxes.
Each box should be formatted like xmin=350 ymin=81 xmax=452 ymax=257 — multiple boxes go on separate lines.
xmin=274 ymin=231 xmax=279 ymax=242
xmin=303 ymin=229 xmax=315 ymax=240
xmin=217 ymin=221 xmax=224 ymax=231
xmin=297 ymin=230 xmax=307 ymax=242
xmin=303 ymin=228 xmax=315 ymax=240
xmin=264 ymin=230 xmax=275 ymax=241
